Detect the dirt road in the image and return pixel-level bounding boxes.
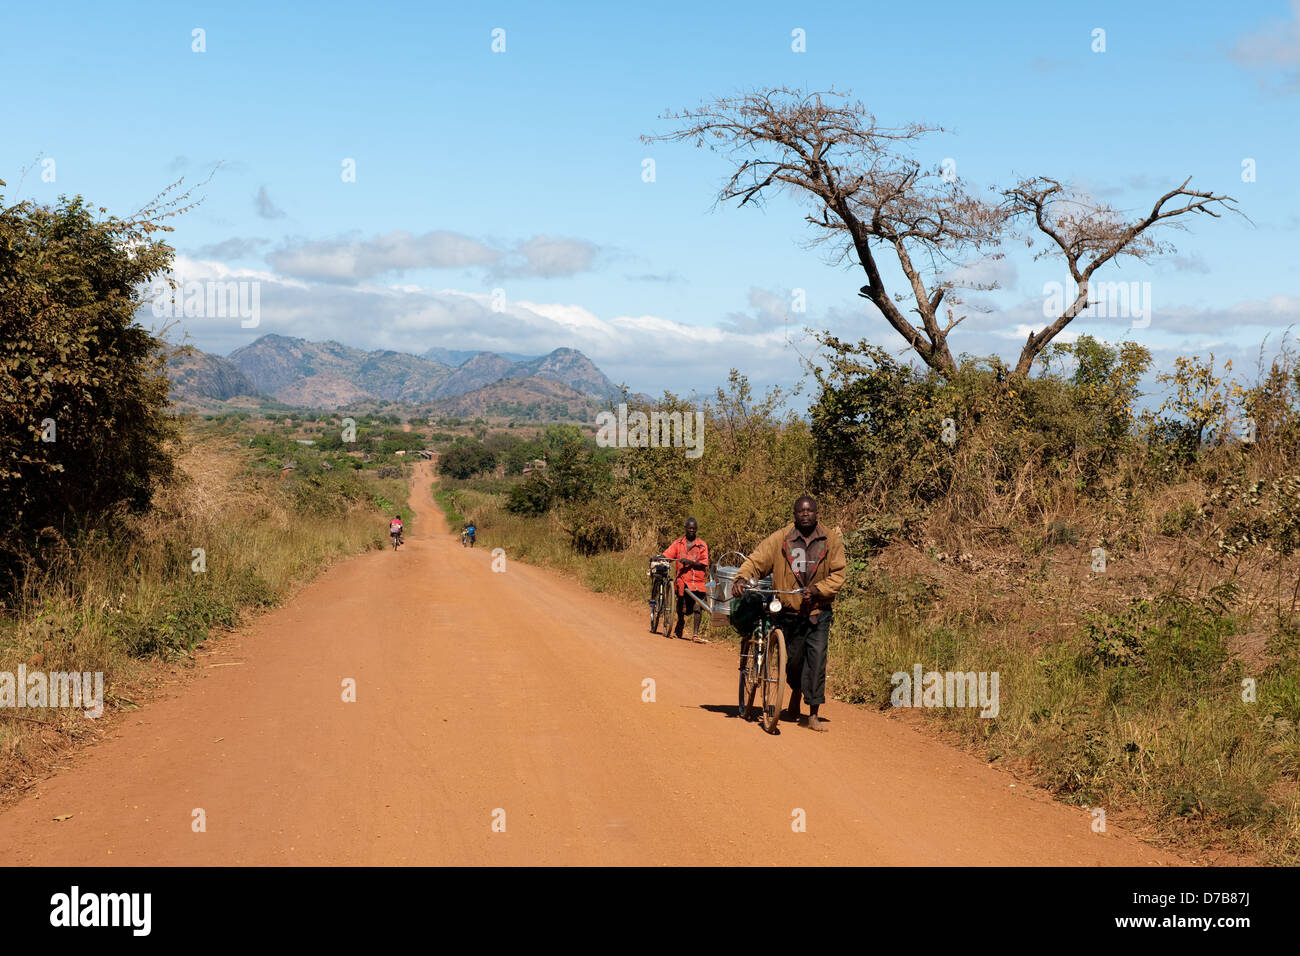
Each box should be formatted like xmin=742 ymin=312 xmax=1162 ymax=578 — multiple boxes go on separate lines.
xmin=0 ymin=464 xmax=1183 ymax=865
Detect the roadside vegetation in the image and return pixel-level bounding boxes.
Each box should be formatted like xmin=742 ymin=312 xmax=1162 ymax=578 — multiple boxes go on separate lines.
xmin=436 ymin=338 xmax=1300 ymax=864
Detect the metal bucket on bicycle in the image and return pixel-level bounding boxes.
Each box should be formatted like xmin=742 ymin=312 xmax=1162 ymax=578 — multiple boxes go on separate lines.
xmin=707 ymin=551 xmax=751 ymax=624
xmin=707 ymin=551 xmax=775 ymax=629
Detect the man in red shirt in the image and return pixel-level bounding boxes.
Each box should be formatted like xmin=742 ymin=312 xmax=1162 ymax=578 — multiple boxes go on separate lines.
xmin=658 ymin=517 xmax=710 ymax=642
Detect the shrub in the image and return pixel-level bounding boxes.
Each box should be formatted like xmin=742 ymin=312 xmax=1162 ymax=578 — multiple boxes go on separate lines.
xmin=438 ymin=438 xmax=495 ymax=479
xmin=1 ymin=186 xmax=182 ymax=578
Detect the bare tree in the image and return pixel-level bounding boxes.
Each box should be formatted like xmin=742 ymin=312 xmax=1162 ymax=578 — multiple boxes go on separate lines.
xmin=645 ymin=88 xmax=1004 ymax=376
xmin=648 ymin=88 xmax=1237 ymax=378
xmin=1003 ymin=177 xmax=1237 ymax=376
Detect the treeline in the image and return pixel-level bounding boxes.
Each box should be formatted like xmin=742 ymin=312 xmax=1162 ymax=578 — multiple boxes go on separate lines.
xmin=449 ymin=335 xmax=1300 ymax=567
xmin=437 ymin=427 xmax=603 ymax=483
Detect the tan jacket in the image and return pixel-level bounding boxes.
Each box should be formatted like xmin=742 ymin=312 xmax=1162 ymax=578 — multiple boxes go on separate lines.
xmin=736 ymin=522 xmax=846 ymax=616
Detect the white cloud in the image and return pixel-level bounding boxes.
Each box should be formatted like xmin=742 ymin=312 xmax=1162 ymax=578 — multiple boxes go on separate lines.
xmin=268 ymin=230 xmax=500 ymax=282
xmin=942 ymin=255 xmax=1017 ymax=292
xmin=1230 ymin=0 xmax=1300 ymax=93
xmin=265 ymin=230 xmax=605 ymax=284
xmin=508 ymin=236 xmax=599 ymax=278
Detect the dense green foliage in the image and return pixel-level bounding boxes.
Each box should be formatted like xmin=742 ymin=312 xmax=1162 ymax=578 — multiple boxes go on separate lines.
xmin=1 ymin=185 xmax=181 ymax=578
xmin=438 ymin=437 xmax=496 ymax=479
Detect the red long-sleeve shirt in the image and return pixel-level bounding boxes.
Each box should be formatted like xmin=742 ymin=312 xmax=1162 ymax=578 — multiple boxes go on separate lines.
xmin=663 ymin=536 xmax=709 ymax=595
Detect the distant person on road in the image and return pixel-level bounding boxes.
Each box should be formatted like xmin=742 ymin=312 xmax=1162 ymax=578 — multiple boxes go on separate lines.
xmin=463 ymin=523 xmax=476 ymax=547
xmin=389 ymin=515 xmax=404 ymax=546
xmin=658 ymin=517 xmax=710 ymax=642
xmin=732 ymin=496 xmax=846 ymax=732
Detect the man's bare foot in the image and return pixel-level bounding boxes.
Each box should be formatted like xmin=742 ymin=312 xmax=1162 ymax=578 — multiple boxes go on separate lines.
xmin=806 ymin=714 xmax=828 ymax=732
xmin=781 ymin=708 xmax=800 ymax=722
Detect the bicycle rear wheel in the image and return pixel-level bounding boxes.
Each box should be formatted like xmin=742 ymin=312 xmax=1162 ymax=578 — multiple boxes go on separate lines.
xmin=759 ymin=628 xmax=788 ymax=734
xmin=661 ymin=586 xmax=676 ymax=638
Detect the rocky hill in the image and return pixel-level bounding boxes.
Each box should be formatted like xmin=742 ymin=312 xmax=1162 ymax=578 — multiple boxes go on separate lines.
xmin=515 ymin=347 xmax=619 ymax=400
xmin=432 ymin=352 xmax=520 ymax=398
xmin=164 ymin=348 xmax=263 ymax=403
xmin=426 ymin=377 xmax=600 ymax=421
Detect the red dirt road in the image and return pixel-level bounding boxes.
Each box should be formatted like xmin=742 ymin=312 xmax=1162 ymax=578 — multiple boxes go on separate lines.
xmin=0 ymin=465 xmax=1184 ymax=865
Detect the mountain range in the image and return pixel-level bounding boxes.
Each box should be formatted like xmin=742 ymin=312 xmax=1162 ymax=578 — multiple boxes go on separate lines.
xmin=164 ymin=334 xmax=623 ymax=419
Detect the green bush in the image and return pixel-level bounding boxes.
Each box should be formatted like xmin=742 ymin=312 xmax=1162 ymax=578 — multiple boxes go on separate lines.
xmin=439 ymin=438 xmax=495 ymax=479
xmin=506 ymin=477 xmax=551 ymax=515
xmin=1 ymin=186 xmax=180 ymax=578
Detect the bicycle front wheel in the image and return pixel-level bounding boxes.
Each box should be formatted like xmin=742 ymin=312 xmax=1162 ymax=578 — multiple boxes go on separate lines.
xmin=650 ymin=579 xmax=664 ymax=633
xmin=738 ymin=635 xmax=759 ymax=720
xmin=759 ymin=628 xmax=788 ymax=734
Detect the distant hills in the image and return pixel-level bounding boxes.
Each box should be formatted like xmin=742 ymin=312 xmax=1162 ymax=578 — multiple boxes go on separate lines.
xmin=164 ymin=334 xmax=623 ymax=420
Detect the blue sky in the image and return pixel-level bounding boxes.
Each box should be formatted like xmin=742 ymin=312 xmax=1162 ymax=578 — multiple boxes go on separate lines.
xmin=4 ymin=0 xmax=1298 ymax=401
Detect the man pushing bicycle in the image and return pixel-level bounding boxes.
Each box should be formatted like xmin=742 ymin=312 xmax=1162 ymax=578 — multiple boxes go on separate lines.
xmin=731 ymin=496 xmax=846 ymax=732
xmin=657 ymin=517 xmax=710 ymax=642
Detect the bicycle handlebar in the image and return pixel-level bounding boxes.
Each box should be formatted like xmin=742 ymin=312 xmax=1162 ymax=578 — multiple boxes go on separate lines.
xmin=737 ymin=583 xmax=806 ymax=596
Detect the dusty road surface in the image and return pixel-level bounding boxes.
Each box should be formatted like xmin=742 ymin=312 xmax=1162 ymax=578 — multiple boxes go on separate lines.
xmin=0 ymin=464 xmax=1184 ymax=865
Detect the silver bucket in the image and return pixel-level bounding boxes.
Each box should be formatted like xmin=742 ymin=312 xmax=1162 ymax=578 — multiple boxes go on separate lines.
xmin=710 ymin=568 xmax=740 ymax=623
xmin=708 ymin=552 xmax=768 ymax=624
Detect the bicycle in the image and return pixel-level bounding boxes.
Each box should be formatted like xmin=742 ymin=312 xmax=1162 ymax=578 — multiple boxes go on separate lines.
xmin=390 ymin=530 xmax=403 ymax=550
xmin=647 ymin=557 xmax=676 ymax=637
xmin=731 ymin=582 xmax=801 ymax=734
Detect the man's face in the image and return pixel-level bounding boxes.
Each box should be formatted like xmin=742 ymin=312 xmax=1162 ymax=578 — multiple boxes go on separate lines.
xmin=685 ymin=520 xmax=697 ymax=540
xmin=794 ymin=500 xmax=817 ymax=534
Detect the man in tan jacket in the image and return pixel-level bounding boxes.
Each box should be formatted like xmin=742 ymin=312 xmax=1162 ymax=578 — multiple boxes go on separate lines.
xmin=732 ymin=496 xmax=846 ymax=732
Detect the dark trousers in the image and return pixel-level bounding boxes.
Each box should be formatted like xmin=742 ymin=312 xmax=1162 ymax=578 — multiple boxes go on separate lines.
xmin=780 ymin=609 xmax=832 ymax=707
xmin=675 ymin=590 xmax=707 ymax=637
